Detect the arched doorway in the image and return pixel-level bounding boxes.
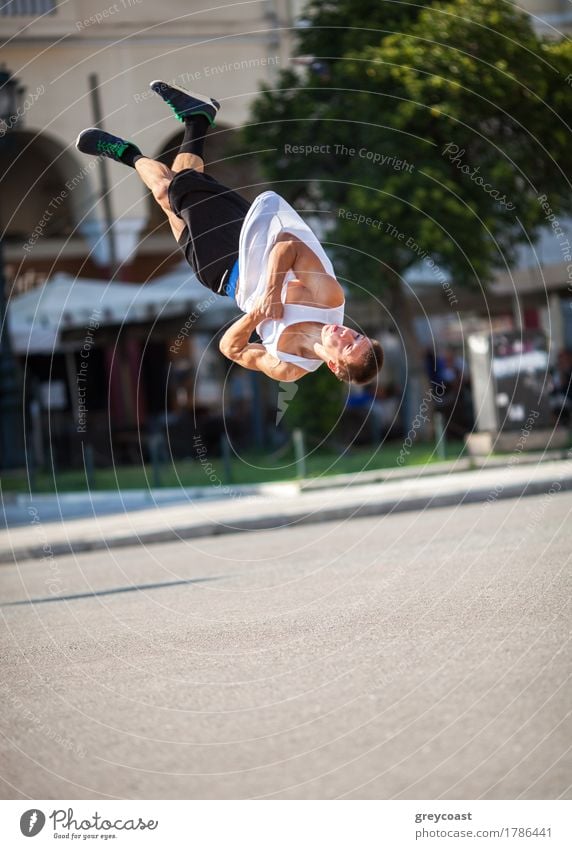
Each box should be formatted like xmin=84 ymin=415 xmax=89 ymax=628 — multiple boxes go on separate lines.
xmin=0 ymin=130 xmax=94 ymax=245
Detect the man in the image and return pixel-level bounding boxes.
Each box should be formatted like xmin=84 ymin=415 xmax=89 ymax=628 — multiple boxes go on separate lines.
xmin=76 ymin=82 xmax=383 ymax=384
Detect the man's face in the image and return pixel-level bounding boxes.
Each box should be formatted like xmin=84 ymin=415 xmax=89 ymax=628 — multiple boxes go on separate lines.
xmin=321 ymin=324 xmax=371 ymax=369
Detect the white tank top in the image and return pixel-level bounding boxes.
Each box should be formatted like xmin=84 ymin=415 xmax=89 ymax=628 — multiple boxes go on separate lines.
xmin=258 ymin=302 xmax=346 ymax=372
xmin=237 ymin=191 xmax=345 ymax=372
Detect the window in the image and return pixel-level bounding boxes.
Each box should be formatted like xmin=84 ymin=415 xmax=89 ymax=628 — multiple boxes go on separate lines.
xmin=0 ymin=0 xmax=56 ymax=16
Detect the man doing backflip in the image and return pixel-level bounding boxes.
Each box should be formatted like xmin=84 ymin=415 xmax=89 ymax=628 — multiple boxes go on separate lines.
xmin=76 ymin=82 xmax=383 ymax=384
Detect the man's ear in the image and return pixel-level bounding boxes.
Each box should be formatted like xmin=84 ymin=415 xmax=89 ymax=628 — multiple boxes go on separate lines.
xmin=314 ymin=342 xmax=340 ymax=377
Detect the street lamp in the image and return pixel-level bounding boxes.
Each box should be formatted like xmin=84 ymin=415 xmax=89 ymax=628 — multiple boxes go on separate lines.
xmin=0 ymin=66 xmax=26 ymax=469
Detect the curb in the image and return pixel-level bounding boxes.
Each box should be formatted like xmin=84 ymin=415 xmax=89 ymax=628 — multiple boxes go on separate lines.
xmin=2 ymin=480 xmax=299 ymax=508
xmin=3 ymin=449 xmax=566 ymax=507
xmin=299 ymin=449 xmax=569 ymax=491
xmin=2 ymin=472 xmax=570 ymax=564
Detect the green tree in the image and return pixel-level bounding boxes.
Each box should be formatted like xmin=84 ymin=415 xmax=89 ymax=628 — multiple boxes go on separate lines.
xmin=294 ymin=0 xmax=432 ymax=56
xmin=244 ymin=0 xmax=572 ymax=385
xmin=282 ymin=365 xmax=345 ymax=441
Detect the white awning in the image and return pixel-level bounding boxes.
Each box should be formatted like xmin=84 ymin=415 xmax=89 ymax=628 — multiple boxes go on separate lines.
xmin=8 ymin=263 xmax=239 ymax=354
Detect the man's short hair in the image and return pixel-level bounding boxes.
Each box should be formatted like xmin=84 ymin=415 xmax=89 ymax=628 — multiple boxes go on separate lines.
xmin=339 ymin=339 xmax=384 ymax=385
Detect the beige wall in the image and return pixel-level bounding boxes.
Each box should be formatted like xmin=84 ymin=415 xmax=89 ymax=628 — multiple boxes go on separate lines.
xmin=514 ymin=0 xmax=572 ymax=34
xmin=3 ymin=0 xmax=568 ymax=268
xmin=2 ymin=0 xmax=295 ymax=263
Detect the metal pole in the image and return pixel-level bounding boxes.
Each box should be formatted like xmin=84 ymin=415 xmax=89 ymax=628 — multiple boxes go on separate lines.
xmin=220 ymin=434 xmax=233 ymax=484
xmin=88 ymin=73 xmax=118 ymax=274
xmin=434 ymin=411 xmax=446 ymax=461
xmin=0 ymin=68 xmax=27 ymax=470
xmin=149 ymin=433 xmax=163 ymax=488
xmin=64 ymin=350 xmax=80 ymax=425
xmin=512 ymin=291 xmax=523 ymax=333
xmin=0 ymin=237 xmax=26 ymax=469
xmin=29 ymin=394 xmax=44 ymax=469
xmin=82 ymin=441 xmax=95 ymax=490
xmin=292 ymin=428 xmax=306 ymax=479
xmin=249 ymin=371 xmax=264 ymax=448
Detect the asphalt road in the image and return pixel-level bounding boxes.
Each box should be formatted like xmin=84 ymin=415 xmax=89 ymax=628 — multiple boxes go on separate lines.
xmin=1 ymin=491 xmax=570 ymax=800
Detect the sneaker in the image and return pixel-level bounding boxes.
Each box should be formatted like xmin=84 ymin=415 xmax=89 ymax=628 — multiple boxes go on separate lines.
xmin=149 ymin=80 xmax=220 ymax=125
xmin=76 ymin=128 xmax=141 ymax=163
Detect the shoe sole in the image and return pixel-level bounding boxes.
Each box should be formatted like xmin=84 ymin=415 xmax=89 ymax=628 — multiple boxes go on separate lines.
xmin=149 ymin=80 xmax=220 ymax=113
xmin=75 ymin=127 xmax=100 ymax=151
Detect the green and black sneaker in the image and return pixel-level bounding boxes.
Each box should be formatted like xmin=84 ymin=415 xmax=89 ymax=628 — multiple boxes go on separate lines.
xmin=150 ymin=80 xmax=220 ymax=125
xmin=76 ymin=128 xmax=142 ymax=164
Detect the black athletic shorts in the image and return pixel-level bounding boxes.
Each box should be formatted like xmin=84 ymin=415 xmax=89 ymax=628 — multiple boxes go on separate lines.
xmin=168 ymin=169 xmax=251 ymax=294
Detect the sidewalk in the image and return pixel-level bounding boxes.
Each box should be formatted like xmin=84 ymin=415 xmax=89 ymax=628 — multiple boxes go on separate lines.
xmin=1 ymin=456 xmax=570 ymax=563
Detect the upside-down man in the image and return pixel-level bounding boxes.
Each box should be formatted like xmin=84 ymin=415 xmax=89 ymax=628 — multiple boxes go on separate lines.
xmin=77 ymin=82 xmax=383 ymax=384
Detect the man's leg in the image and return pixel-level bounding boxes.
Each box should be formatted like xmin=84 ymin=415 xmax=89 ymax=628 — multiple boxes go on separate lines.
xmin=171 ymin=114 xmax=211 ymax=174
xmin=153 ymin=108 xmax=213 ymax=233
xmin=172 ymin=151 xmax=204 ymax=174
xmin=75 ymin=128 xmax=185 ymax=240
xmin=158 ymin=114 xmax=213 ymax=235
xmin=149 ymin=81 xmax=217 ymax=175
xmin=77 ymin=85 xmax=220 ymax=254
xmin=133 ymin=110 xmax=213 ymax=238
xmin=133 ymin=158 xmax=185 ymax=241
xmin=148 ymin=85 xmax=249 ymax=296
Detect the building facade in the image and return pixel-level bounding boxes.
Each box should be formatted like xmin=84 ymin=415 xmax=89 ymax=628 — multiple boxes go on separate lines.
xmin=1 ymin=1 xmax=305 ymax=468
xmin=1 ymin=0 xmax=569 ymax=471
xmin=515 ymin=0 xmax=572 ymax=35
xmin=1 ymin=0 xmax=300 ymax=284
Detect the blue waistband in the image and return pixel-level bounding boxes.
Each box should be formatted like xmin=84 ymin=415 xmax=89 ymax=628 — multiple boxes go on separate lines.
xmin=225 ymin=259 xmax=240 ymax=300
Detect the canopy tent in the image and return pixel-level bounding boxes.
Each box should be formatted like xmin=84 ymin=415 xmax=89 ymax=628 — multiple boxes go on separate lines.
xmin=8 ymin=263 xmax=239 ymax=354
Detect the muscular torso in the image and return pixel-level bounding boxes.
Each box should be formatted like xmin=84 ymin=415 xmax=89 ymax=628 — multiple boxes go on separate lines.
xmin=268 ymin=233 xmax=344 ymax=356
xmin=221 ymin=233 xmax=344 ymax=382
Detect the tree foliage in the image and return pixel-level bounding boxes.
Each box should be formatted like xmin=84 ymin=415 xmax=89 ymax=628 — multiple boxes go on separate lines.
xmin=244 ymin=0 xmax=572 ymax=300
xmin=282 ymin=363 xmax=345 ymax=440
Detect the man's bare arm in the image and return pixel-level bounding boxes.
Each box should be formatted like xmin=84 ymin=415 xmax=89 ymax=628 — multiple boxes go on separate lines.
xmin=219 ymin=311 xmax=263 ymax=362
xmin=274 ymin=234 xmax=344 ymax=306
xmin=219 ymin=312 xmax=304 ymax=382
xmin=256 ymin=239 xmax=298 ymax=319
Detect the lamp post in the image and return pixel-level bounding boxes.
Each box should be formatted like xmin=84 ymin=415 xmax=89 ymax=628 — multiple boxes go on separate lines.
xmin=0 ymin=66 xmax=26 ymax=469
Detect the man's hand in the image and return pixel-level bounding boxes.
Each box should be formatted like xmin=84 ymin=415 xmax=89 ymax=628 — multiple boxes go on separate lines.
xmin=254 ymin=290 xmax=284 ymax=321
xmin=258 ymin=239 xmax=297 ymax=320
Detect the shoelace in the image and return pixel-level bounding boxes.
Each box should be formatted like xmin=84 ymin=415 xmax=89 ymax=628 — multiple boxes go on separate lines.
xmin=165 ymin=99 xmax=185 ymax=123
xmin=97 ymin=139 xmax=125 ymax=156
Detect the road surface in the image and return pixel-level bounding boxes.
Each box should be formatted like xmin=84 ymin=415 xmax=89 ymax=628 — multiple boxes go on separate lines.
xmin=1 ymin=491 xmax=570 ymax=799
